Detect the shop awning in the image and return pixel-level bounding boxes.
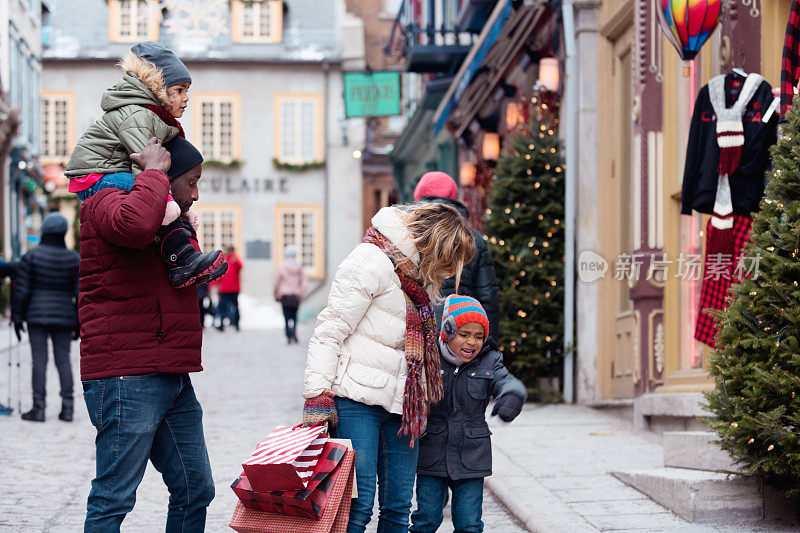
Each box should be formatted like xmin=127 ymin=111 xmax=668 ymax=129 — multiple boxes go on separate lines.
xmin=434 ymin=2 xmax=553 ymax=139
xmin=432 ymin=0 xmax=512 ymax=136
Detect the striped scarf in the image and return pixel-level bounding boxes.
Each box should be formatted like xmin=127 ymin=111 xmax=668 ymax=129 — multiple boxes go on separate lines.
xmin=364 ymin=227 xmax=443 ymax=447
xmin=706 ymin=74 xmax=763 ymax=258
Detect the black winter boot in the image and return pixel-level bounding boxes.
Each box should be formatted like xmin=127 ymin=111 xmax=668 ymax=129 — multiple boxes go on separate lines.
xmin=155 ymin=220 xmax=226 ymax=289
xmin=21 ymin=400 xmax=45 ymax=422
xmin=59 ymin=399 xmax=74 ymax=422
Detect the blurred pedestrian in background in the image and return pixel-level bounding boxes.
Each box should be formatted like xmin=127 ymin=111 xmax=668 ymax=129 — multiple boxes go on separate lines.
xmin=414 ymin=171 xmax=500 ymax=336
xmin=197 ymin=283 xmax=214 ymax=328
xmin=0 ymin=258 xmax=17 ymax=415
xmin=273 ymin=244 xmax=308 ymax=344
xmin=214 ymin=245 xmax=243 ymax=331
xmin=12 ymin=212 xmax=80 ymax=422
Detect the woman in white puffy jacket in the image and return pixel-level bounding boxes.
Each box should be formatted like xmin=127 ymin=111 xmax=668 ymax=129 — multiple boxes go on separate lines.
xmin=303 ymin=202 xmax=475 ymax=533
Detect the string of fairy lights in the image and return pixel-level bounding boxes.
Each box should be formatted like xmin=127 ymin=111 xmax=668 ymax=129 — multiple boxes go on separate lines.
xmin=480 ymin=94 xmax=565 ymax=355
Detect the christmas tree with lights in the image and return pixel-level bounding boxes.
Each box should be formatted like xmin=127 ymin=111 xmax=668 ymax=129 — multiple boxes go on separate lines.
xmin=484 ymin=100 xmax=564 ymax=396
xmin=704 ymin=95 xmax=800 ymax=492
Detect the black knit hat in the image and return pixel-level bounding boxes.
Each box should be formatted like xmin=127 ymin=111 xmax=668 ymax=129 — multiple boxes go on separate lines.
xmin=164 ymin=137 xmax=203 ymax=180
xmin=130 ymin=41 xmax=192 ymax=87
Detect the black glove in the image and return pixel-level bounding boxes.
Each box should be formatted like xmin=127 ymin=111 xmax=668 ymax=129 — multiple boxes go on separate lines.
xmin=13 ymin=322 xmax=24 ymax=342
xmin=491 ymin=392 xmax=524 ymax=423
xmin=72 ymin=328 xmax=80 ymax=341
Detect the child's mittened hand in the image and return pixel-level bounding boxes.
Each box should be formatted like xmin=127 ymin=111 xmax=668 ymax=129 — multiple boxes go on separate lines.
xmin=183 ymin=208 xmax=200 ymax=231
xmin=162 ymin=200 xmax=181 ymax=226
xmin=491 ymin=392 xmax=525 ymax=422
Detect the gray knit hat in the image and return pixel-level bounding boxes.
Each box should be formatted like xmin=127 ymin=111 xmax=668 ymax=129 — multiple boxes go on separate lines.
xmin=41 ymin=212 xmax=68 ymax=236
xmin=130 ymin=41 xmax=191 ymax=87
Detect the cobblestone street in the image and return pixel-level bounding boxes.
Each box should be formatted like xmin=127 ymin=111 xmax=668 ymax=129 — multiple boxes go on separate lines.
xmin=0 ymin=325 xmax=527 ymax=532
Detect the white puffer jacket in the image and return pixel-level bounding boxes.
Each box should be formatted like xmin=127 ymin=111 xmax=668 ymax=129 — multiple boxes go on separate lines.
xmin=303 ymin=206 xmax=428 ymax=414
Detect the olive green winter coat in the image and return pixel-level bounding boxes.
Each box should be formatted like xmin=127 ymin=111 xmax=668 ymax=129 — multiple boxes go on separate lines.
xmin=65 ymin=73 xmax=180 ymax=178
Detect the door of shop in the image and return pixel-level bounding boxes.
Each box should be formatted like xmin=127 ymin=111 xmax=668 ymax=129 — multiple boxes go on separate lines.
xmin=609 ymin=23 xmax=637 ymax=399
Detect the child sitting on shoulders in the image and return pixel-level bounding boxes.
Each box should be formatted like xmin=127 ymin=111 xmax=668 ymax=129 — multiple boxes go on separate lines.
xmin=66 ymin=41 xmax=226 ymax=288
xmin=410 ymin=295 xmax=527 ymax=533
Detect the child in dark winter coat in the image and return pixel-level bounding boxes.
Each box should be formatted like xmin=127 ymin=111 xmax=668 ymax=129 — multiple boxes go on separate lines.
xmin=410 ymin=295 xmax=527 ymax=533
xmin=66 ymin=41 xmax=226 ymax=288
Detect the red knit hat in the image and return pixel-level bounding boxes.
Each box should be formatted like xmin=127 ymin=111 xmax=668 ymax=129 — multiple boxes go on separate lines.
xmin=440 ymin=295 xmax=490 ymax=341
xmin=413 ymin=171 xmax=458 ymax=201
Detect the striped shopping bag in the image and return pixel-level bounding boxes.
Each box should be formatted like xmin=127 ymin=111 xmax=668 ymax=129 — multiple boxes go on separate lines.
xmin=243 ymin=423 xmax=328 ymax=492
xmin=229 ymin=448 xmax=355 ymax=533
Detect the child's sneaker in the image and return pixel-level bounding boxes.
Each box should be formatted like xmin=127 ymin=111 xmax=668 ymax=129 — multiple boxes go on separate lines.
xmin=155 ymin=219 xmax=225 ymax=288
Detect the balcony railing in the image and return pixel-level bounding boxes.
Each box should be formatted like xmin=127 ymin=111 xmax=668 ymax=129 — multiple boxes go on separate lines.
xmin=386 ymin=0 xmax=482 ymax=73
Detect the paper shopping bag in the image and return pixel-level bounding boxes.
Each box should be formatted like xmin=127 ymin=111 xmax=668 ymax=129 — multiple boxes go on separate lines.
xmin=232 ymin=440 xmax=348 ymax=519
xmin=328 ymin=438 xmax=357 ymax=498
xmin=229 ymin=448 xmax=355 ymax=533
xmin=242 ymin=423 xmax=328 ymax=492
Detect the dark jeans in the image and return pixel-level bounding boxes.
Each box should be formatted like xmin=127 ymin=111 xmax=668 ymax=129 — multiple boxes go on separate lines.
xmin=411 ymin=475 xmax=485 ymax=533
xmin=334 ymin=396 xmax=418 ymax=533
xmin=280 ymin=295 xmax=299 ymax=339
xmin=82 ymin=373 xmax=214 ymax=532
xmin=28 ymin=324 xmax=73 ymax=403
xmin=217 ymin=292 xmax=239 ymax=328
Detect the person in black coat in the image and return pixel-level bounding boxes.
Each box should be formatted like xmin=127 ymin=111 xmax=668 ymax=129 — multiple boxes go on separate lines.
xmin=12 ymin=212 xmax=80 ymax=422
xmin=414 ymin=171 xmax=500 ymax=336
xmin=411 ymin=295 xmax=526 ymax=533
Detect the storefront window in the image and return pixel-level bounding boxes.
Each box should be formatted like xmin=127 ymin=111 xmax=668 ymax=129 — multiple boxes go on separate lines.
xmin=679 ymin=213 xmax=704 ymax=369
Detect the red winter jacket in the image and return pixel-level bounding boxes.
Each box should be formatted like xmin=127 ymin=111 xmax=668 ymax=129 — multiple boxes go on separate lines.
xmin=78 ymin=169 xmax=202 ymax=380
xmin=215 ymin=253 xmax=242 ymax=294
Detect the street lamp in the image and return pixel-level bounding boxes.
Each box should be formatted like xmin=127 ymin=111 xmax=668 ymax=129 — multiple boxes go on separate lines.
xmin=460 ymin=161 xmax=477 ymax=187
xmin=538 ymin=58 xmax=560 ymax=92
xmin=481 ymin=132 xmax=500 ymax=161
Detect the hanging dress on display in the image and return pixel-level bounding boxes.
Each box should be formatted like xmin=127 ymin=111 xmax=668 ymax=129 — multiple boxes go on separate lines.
xmin=681 ymin=72 xmax=779 ymax=347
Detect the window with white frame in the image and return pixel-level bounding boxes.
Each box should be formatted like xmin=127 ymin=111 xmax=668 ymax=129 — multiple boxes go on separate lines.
xmin=194 ymin=94 xmax=240 ymax=163
xmin=40 ymin=93 xmax=74 ymax=163
xmin=276 ymin=204 xmax=323 ymax=279
xmin=232 ymin=0 xmax=283 ymax=43
xmin=194 ymin=205 xmax=241 ymax=252
xmin=275 ymin=95 xmax=323 ymax=164
xmin=108 ymin=0 xmax=159 ymax=43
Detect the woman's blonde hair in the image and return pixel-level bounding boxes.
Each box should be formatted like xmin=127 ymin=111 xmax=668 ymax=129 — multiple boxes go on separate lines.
xmin=118 ymin=52 xmax=170 ymax=107
xmin=397 ymin=202 xmax=476 ymax=298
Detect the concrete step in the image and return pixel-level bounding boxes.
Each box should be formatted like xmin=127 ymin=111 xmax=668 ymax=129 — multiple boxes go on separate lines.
xmin=611 ymin=467 xmax=762 ymax=523
xmin=663 ymin=431 xmax=741 ymax=472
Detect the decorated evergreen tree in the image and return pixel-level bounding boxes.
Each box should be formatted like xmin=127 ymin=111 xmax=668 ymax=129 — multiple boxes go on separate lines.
xmin=484 ymin=101 xmax=564 ymax=395
xmin=705 ymin=99 xmax=800 ymax=490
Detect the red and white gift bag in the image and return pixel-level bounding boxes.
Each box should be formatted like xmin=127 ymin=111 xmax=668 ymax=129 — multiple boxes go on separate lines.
xmin=242 ymin=424 xmax=328 ymax=492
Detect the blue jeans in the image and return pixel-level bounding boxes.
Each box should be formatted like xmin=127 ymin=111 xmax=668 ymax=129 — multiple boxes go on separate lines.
xmin=76 ymin=172 xmax=135 ymax=201
xmin=411 ymin=475 xmax=484 ymax=533
xmin=334 ymin=396 xmax=418 ymax=533
xmin=82 ymin=373 xmax=214 ymax=532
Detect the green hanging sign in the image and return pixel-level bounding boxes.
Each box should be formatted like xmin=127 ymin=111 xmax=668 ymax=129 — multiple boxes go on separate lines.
xmin=343 ymin=71 xmax=401 ymax=118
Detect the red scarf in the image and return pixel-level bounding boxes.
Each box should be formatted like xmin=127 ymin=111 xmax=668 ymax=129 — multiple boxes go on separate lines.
xmin=141 ymin=104 xmax=185 ymax=138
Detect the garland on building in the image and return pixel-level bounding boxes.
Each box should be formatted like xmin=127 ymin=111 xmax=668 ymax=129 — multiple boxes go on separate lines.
xmin=484 ymin=99 xmax=564 ymax=396
xmin=272 ymin=158 xmax=326 ymax=171
xmin=705 ymin=92 xmax=800 ymax=493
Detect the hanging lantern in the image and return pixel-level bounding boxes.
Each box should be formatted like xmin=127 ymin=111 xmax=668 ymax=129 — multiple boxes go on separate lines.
xmin=656 ymin=0 xmax=721 ymax=62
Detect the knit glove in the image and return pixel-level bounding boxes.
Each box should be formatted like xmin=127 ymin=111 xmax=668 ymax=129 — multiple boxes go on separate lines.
xmin=302 ymin=395 xmax=338 ymax=428
xmin=491 ymin=391 xmax=525 ymax=423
